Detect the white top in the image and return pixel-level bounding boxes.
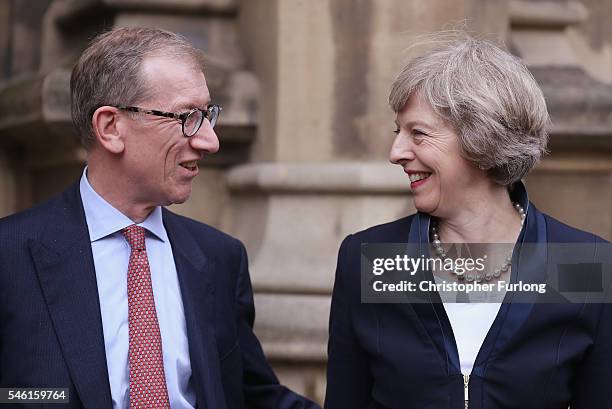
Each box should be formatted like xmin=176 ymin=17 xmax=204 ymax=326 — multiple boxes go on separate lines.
xmin=80 ymin=168 xmax=196 ymax=409
xmin=442 ymin=302 xmax=502 ymax=375
xmin=434 ymin=206 xmax=525 ymax=375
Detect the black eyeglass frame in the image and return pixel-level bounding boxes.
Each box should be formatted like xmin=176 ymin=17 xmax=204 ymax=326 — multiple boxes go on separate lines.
xmin=110 ymin=104 xmax=222 ymax=137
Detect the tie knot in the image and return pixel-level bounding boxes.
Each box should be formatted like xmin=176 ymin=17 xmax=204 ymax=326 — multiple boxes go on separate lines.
xmin=122 ymin=225 xmax=146 ymax=251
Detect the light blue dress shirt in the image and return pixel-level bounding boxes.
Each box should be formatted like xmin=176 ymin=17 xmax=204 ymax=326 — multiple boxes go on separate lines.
xmin=79 ymin=168 xmax=196 ymax=409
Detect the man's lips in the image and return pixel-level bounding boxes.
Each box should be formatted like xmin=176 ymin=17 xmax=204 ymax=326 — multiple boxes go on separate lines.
xmin=179 ymin=160 xmax=199 ymax=171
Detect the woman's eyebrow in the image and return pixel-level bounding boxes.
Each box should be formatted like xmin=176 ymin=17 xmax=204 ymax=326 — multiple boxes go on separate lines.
xmin=397 ymin=119 xmax=434 ymax=129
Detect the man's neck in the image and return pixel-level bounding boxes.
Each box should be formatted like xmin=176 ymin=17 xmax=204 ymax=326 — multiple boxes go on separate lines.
xmin=86 ymin=162 xmax=155 ymax=224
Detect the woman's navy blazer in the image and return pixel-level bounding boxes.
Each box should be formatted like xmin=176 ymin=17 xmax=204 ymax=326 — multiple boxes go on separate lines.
xmin=325 ymin=183 xmax=611 ymax=409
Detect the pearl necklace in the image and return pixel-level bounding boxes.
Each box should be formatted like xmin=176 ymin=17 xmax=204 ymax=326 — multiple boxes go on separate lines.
xmin=429 ymin=202 xmax=526 ymax=282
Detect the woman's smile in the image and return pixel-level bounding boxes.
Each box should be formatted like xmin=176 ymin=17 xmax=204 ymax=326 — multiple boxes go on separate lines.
xmin=406 ymin=170 xmax=432 ymax=189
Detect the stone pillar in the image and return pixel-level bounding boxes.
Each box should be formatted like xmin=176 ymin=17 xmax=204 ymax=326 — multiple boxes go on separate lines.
xmin=0 ymin=150 xmax=16 ymax=218
xmin=0 ymin=0 xmax=259 ymax=229
xmin=0 ymin=1 xmax=15 ymax=218
xmin=226 ymin=0 xmax=507 ymax=401
xmin=2 ymin=0 xmax=610 ymax=405
xmin=509 ymin=0 xmax=612 ymax=240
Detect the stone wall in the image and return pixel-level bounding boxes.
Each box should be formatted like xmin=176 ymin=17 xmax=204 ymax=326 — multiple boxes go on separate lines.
xmin=0 ymin=1 xmax=15 ymax=218
xmin=0 ymin=0 xmax=611 ymax=405
xmin=509 ymin=0 xmax=612 ymax=240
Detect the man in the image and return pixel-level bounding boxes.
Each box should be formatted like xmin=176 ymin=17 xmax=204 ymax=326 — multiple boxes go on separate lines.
xmin=0 ymin=27 xmax=319 ymax=409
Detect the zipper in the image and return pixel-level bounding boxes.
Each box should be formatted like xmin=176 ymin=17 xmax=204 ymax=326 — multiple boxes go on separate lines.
xmin=463 ymin=374 xmax=470 ymax=409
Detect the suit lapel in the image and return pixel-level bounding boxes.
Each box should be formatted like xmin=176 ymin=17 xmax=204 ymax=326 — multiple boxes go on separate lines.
xmin=29 ymin=183 xmax=112 ymax=409
xmin=163 ymin=210 xmax=224 ymax=409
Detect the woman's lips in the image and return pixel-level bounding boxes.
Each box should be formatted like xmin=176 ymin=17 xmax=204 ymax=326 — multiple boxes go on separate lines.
xmin=410 ymin=176 xmax=429 ymax=189
xmin=407 ymin=171 xmax=432 ymax=189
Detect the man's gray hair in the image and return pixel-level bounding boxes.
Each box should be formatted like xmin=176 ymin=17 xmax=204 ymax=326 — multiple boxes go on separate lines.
xmin=389 ymin=35 xmax=549 ymax=186
xmin=71 ymin=27 xmax=204 ymax=148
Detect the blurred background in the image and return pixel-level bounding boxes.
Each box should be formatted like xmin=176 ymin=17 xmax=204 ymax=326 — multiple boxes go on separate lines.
xmin=0 ymin=0 xmax=611 ymax=404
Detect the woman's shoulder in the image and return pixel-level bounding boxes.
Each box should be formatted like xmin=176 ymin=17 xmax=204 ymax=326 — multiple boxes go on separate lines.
xmin=541 ymin=210 xmax=609 ymax=244
xmin=343 ymin=214 xmax=417 ymax=246
xmin=334 ymin=214 xmax=418 ymax=282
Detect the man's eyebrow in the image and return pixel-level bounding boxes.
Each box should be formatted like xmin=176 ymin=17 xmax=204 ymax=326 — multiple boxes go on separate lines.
xmin=171 ymin=99 xmax=211 ymax=112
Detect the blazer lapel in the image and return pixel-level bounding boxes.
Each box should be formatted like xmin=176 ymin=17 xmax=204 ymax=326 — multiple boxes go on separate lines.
xmin=472 ymin=202 xmax=548 ymax=377
xmin=407 ymin=212 xmax=462 ymax=375
xmin=163 ymin=210 xmax=224 ymax=409
xmin=404 ymin=184 xmax=549 ymax=378
xmin=29 ymin=183 xmax=112 ymax=409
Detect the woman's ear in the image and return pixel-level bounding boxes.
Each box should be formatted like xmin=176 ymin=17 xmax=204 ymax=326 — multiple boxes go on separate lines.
xmin=91 ymin=106 xmax=125 ymax=154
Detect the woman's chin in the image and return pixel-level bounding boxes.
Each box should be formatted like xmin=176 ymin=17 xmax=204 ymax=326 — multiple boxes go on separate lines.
xmin=414 ymin=201 xmax=437 ymax=215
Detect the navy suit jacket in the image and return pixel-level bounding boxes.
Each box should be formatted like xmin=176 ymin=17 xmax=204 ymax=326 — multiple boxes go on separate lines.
xmin=325 ymin=184 xmax=611 ymax=409
xmin=0 ymin=182 xmax=319 ymax=409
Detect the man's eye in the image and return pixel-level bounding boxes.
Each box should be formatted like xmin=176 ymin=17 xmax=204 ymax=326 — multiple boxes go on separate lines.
xmin=393 ymin=127 xmax=400 ymax=135
xmin=413 ymin=129 xmax=427 ymax=136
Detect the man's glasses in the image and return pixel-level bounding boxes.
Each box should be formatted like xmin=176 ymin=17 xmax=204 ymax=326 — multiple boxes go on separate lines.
xmin=111 ymin=104 xmax=222 ymax=137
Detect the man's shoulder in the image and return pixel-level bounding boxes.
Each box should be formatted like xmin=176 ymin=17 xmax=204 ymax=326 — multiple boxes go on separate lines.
xmin=0 ymin=188 xmax=72 ymax=239
xmin=162 ymin=208 xmax=243 ymax=249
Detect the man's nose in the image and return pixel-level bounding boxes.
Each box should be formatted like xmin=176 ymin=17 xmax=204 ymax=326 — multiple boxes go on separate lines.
xmin=389 ymin=133 xmax=415 ymax=164
xmin=190 ymin=121 xmax=219 ymax=153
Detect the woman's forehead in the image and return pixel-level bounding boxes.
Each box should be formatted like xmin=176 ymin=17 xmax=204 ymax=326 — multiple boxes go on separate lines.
xmin=397 ymin=94 xmax=446 ymax=128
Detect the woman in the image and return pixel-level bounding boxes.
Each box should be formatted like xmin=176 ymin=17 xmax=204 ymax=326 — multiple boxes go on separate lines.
xmin=324 ymin=36 xmax=611 ymax=409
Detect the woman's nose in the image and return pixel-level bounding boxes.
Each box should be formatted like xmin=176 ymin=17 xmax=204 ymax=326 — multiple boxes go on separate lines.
xmin=389 ymin=134 xmax=416 ymax=164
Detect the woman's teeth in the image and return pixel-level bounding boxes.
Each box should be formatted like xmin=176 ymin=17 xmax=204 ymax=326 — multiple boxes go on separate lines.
xmin=409 ymin=172 xmax=431 ymax=182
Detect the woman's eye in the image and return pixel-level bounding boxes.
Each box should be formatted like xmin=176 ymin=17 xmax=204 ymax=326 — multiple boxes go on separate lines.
xmin=393 ymin=128 xmax=400 ymax=135
xmin=412 ymin=129 xmax=428 ymax=144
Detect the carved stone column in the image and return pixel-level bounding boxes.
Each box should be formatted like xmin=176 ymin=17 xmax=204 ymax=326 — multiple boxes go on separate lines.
xmin=510 ymin=0 xmax=612 ymax=239
xmin=225 ymin=0 xmax=507 ymax=401
xmin=0 ymin=0 xmax=258 ymax=228
xmin=2 ymin=0 xmax=610 ymax=405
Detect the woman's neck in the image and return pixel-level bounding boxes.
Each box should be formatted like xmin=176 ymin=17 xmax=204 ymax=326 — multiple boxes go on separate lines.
xmin=434 ymin=184 xmax=523 ymax=244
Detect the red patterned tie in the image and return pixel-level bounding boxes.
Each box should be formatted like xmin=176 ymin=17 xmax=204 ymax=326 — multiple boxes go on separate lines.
xmin=122 ymin=225 xmax=171 ymax=409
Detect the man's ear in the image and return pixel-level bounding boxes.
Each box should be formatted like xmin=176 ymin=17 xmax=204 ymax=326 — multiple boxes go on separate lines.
xmin=91 ymin=106 xmax=126 ymax=154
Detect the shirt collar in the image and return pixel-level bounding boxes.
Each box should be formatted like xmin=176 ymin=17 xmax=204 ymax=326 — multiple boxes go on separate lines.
xmin=79 ymin=167 xmax=168 ymax=243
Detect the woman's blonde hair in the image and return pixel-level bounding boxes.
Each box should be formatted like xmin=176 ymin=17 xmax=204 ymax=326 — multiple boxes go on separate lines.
xmin=389 ymin=34 xmax=549 ymax=185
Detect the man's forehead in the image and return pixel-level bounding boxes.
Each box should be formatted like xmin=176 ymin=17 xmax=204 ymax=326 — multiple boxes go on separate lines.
xmin=140 ymin=55 xmax=210 ymax=109
xmin=141 ymin=52 xmax=200 ymax=70
xmin=169 ymin=94 xmax=211 ymax=111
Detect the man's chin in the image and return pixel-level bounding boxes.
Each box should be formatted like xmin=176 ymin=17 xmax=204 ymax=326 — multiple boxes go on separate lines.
xmin=164 ymin=188 xmax=192 ymax=206
xmin=170 ymin=189 xmax=191 ymax=204
xmin=170 ymin=194 xmax=191 ymax=205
